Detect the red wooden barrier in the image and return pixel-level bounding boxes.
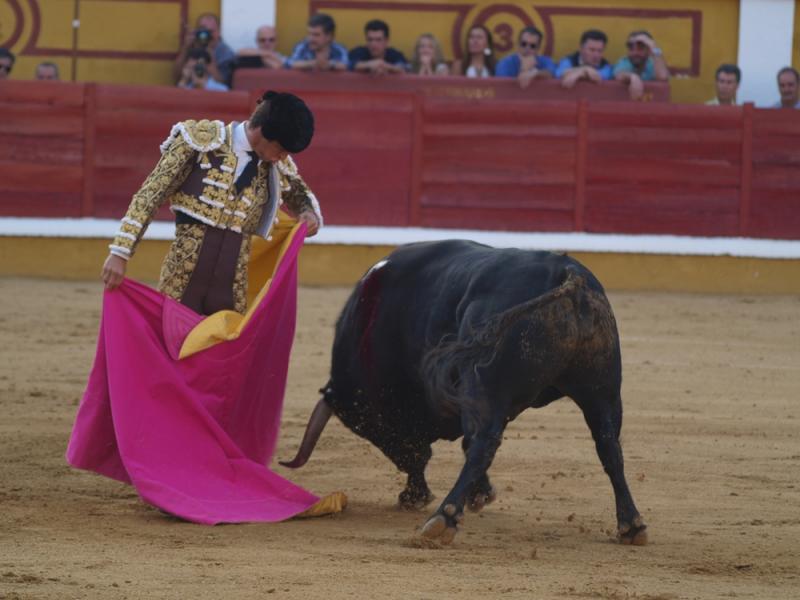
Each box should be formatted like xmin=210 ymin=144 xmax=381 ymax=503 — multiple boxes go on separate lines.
xmin=749 ymin=109 xmax=800 ymax=239
xmin=584 ymin=103 xmax=743 ymax=237
xmin=1 ymin=79 xmax=799 ymax=240
xmin=0 ymin=81 xmax=86 ymax=217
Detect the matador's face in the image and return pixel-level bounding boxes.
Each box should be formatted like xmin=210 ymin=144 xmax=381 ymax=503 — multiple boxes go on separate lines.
xmin=246 ymin=122 xmax=289 ymax=163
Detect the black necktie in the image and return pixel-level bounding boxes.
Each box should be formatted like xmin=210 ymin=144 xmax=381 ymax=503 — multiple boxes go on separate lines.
xmin=235 ymin=151 xmax=259 ymax=192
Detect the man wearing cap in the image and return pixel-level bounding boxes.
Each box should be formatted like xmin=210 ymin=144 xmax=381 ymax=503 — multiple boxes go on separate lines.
xmin=613 ymin=30 xmax=670 ymax=100
xmin=101 ymin=91 xmax=322 ymax=315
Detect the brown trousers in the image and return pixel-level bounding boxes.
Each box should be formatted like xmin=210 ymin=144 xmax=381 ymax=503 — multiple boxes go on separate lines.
xmin=179 ymin=226 xmax=244 ymax=316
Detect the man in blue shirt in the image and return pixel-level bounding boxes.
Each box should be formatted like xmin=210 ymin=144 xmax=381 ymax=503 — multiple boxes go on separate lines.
xmin=495 ymin=27 xmax=556 ymax=88
xmin=286 ymin=13 xmax=348 ymax=72
xmin=613 ymin=30 xmax=670 ymax=100
xmin=349 ymin=19 xmax=408 ymax=75
xmin=556 ymin=29 xmax=613 ymax=88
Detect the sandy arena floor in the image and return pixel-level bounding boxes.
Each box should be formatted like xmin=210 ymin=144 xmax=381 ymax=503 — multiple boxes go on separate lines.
xmin=0 ymin=277 xmax=798 ymax=600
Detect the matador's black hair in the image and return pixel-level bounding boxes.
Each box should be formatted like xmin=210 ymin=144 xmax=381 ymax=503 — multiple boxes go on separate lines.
xmin=251 ymin=91 xmax=315 ymax=154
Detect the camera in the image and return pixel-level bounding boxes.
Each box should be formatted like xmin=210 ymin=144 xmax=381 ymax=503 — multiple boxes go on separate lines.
xmin=193 ymin=62 xmax=207 ymax=78
xmin=195 ymin=28 xmax=212 ymax=46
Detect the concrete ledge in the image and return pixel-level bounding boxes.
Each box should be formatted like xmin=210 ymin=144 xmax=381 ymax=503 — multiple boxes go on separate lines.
xmin=2 ymin=236 xmax=799 ymax=294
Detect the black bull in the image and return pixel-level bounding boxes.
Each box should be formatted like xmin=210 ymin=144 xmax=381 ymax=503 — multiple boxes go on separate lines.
xmin=283 ymin=240 xmax=647 ymax=545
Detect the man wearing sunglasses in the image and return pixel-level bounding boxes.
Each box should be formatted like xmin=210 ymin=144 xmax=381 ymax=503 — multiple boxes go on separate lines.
xmin=613 ymin=30 xmax=669 ymax=100
xmin=495 ymin=27 xmax=556 ymax=89
xmin=0 ymin=48 xmax=15 ymax=79
xmin=235 ymin=25 xmax=286 ymax=70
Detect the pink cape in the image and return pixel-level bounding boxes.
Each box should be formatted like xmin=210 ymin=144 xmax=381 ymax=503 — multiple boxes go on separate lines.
xmin=66 ymin=229 xmax=320 ymax=524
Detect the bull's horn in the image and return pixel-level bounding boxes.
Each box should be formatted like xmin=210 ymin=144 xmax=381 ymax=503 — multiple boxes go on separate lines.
xmin=279 ymin=398 xmax=332 ymax=469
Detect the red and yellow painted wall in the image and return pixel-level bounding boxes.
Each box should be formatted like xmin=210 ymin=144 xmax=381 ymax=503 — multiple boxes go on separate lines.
xmin=0 ymin=0 xmax=797 ymax=103
xmin=0 ymin=0 xmax=217 ymax=84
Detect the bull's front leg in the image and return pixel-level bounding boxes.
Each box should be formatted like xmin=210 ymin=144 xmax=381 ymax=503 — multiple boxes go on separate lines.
xmin=398 ymin=468 xmax=434 ymax=510
xmin=420 ymin=411 xmax=506 ymax=544
xmin=389 ymin=441 xmax=435 ymax=510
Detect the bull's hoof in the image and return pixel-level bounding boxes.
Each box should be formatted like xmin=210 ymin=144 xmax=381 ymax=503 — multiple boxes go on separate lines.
xmin=467 ymin=483 xmax=497 ymax=513
xmin=420 ymin=504 xmax=463 ymax=545
xmin=618 ymin=516 xmax=648 ymax=546
xmin=398 ymin=487 xmax=434 ymax=510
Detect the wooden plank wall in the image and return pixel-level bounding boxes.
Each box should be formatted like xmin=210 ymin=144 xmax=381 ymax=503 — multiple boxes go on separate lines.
xmin=1 ymin=80 xmax=799 ymax=240
xmin=0 ymin=81 xmax=87 ymax=217
xmin=584 ymin=103 xmax=743 ymax=236
xmin=749 ymin=109 xmax=800 ymax=239
xmin=291 ymin=90 xmax=417 ymax=226
xmin=418 ymin=99 xmax=577 ymax=231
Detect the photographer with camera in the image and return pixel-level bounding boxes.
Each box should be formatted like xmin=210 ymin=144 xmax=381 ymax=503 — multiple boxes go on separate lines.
xmin=178 ymin=48 xmax=229 ymax=91
xmin=173 ymin=13 xmax=235 ymax=86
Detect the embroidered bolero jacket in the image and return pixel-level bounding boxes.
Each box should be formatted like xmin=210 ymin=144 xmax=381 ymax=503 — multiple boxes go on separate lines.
xmin=109 ymin=119 xmax=321 ymax=260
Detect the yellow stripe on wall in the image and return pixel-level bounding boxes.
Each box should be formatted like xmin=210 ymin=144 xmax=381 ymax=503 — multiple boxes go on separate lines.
xmin=2 ymin=237 xmax=799 ymax=295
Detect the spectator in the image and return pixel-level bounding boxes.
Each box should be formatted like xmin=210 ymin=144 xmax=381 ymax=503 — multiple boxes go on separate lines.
xmin=557 ymin=29 xmax=613 ymax=88
xmin=773 ymin=66 xmax=800 ymax=109
xmin=177 ymin=48 xmax=229 ymax=91
xmin=0 ymin=48 xmax=15 ymax=79
xmin=349 ymin=19 xmax=408 ymax=75
xmin=452 ymin=25 xmax=495 ymax=78
xmin=286 ymin=13 xmax=348 ymax=72
xmin=35 ymin=62 xmax=60 ymax=81
xmin=235 ymin=25 xmax=285 ymax=70
xmin=173 ymin=13 xmax=235 ymax=86
xmin=614 ymin=30 xmax=669 ymax=100
xmin=706 ymin=64 xmax=741 ymax=105
xmin=410 ymin=34 xmax=449 ymax=76
xmin=495 ymin=27 xmax=555 ymax=89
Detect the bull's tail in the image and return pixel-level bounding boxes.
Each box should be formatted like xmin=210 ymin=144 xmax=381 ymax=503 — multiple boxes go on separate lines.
xmin=421 ymin=268 xmax=584 ymax=420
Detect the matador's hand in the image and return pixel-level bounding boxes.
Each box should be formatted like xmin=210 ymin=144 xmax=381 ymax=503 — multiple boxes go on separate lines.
xmin=102 ymin=254 xmax=128 ymax=290
xmin=297 ymin=210 xmax=320 ymax=236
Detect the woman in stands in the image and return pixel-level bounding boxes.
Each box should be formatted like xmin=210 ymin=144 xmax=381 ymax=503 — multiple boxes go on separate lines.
xmin=452 ymin=25 xmax=495 ymax=78
xmin=410 ymin=34 xmax=450 ymax=76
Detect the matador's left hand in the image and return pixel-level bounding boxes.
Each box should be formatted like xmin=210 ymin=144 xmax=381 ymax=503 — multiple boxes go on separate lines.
xmin=297 ymin=210 xmax=320 ymax=236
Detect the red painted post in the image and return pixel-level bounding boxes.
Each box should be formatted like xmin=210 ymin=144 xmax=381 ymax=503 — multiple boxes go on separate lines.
xmin=574 ymin=98 xmax=588 ymax=231
xmin=408 ymin=92 xmax=424 ymax=227
xmin=81 ymin=82 xmax=97 ymax=217
xmin=739 ymin=102 xmax=754 ymax=236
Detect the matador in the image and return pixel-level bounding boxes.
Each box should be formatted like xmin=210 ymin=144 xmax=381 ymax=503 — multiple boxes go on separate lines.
xmin=101 ymin=90 xmax=321 ymax=315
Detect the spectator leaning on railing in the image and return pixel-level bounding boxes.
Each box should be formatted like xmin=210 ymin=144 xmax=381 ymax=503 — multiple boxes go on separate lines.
xmin=613 ymin=30 xmax=669 ymax=100
xmin=177 ymin=48 xmax=229 ymax=91
xmin=706 ymin=64 xmax=741 ymax=106
xmin=557 ymin=29 xmax=613 ymax=88
xmin=410 ymin=34 xmax=449 ymax=76
xmin=773 ymin=66 xmax=800 ymax=109
xmin=452 ymin=25 xmax=495 ymax=78
xmin=349 ymin=19 xmax=408 ymax=75
xmin=286 ymin=13 xmax=348 ymax=72
xmin=235 ymin=25 xmax=285 ymax=70
xmin=0 ymin=48 xmax=15 ymax=79
xmin=173 ymin=13 xmax=235 ymax=86
xmin=495 ymin=27 xmax=555 ymax=89
xmin=35 ymin=62 xmax=60 ymax=81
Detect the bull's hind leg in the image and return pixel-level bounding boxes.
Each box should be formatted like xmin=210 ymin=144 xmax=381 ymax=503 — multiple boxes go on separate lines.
xmin=420 ymin=408 xmax=506 ymax=544
xmin=572 ymin=387 xmax=647 ymax=545
xmin=462 ymin=436 xmax=497 ymax=512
